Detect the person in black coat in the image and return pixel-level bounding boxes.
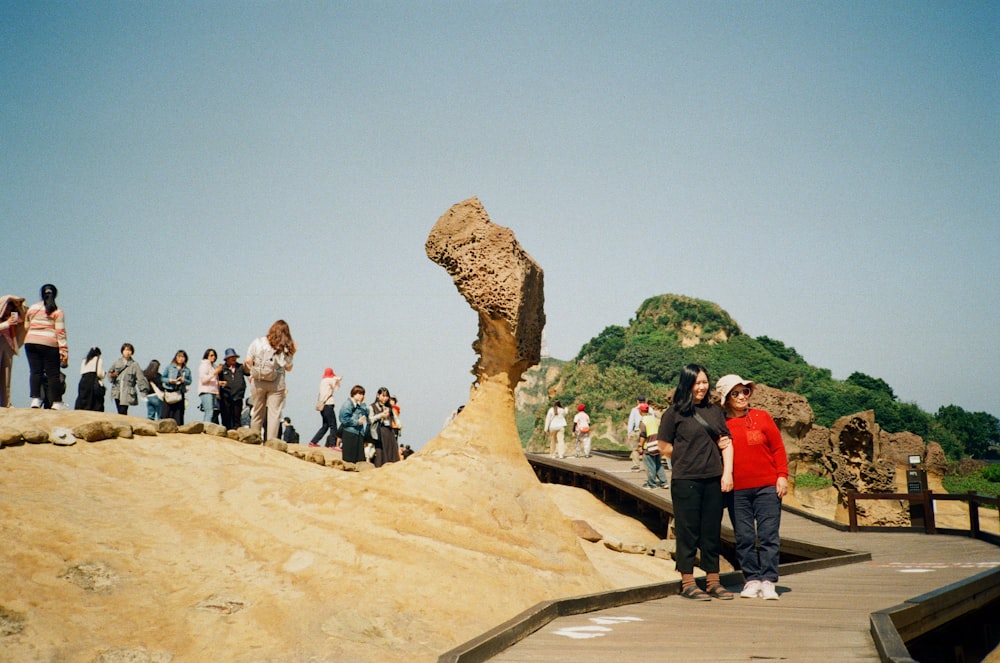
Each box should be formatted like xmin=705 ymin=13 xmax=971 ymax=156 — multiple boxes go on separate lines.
xmin=217 ymin=347 xmax=247 ymax=430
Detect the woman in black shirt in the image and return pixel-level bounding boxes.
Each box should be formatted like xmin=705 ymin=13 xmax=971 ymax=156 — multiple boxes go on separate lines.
xmin=658 ymin=363 xmax=734 ymax=600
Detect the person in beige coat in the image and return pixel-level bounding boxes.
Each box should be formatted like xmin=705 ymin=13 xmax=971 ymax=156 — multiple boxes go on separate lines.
xmin=0 ymin=294 xmax=27 ymax=407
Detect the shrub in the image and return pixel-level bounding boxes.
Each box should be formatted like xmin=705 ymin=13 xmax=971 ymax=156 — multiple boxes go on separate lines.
xmin=982 ymin=464 xmax=1000 ymax=483
xmin=793 ymin=473 xmax=832 ymax=490
xmin=941 ymin=469 xmax=1000 ymax=509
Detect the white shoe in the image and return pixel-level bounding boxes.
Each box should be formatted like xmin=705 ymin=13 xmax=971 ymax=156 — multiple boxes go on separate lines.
xmin=740 ymin=580 xmax=762 ymax=598
xmin=30 ymin=398 xmax=42 ymax=408
xmin=761 ymin=580 xmax=779 ymax=600
xmin=51 ymin=402 xmax=66 ymax=410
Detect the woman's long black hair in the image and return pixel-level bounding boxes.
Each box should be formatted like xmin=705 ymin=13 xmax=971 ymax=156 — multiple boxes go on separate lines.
xmin=85 ymin=347 xmax=101 ymax=363
xmin=40 ymin=283 xmax=58 ymax=315
xmin=144 ymin=360 xmax=161 ymax=383
xmin=673 ymin=363 xmax=711 ymax=416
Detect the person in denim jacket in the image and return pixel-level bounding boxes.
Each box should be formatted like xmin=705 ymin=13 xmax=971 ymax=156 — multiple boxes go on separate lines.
xmin=161 ymin=350 xmax=192 ymax=424
xmin=338 ymin=385 xmax=369 ymax=464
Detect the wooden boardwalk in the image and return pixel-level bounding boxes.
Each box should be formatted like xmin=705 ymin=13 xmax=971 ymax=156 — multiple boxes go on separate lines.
xmin=485 ymin=453 xmax=1000 ymax=662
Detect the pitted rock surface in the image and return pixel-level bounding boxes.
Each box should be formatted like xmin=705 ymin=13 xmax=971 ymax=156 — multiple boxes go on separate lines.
xmin=425 ymin=196 xmax=545 ymax=385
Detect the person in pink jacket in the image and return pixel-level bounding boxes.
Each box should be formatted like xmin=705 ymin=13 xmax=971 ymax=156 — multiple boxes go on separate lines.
xmin=23 ymin=284 xmax=68 ymax=409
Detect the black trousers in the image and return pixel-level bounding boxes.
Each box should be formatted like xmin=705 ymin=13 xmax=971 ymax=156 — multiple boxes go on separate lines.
xmin=310 ymin=404 xmax=338 ymax=446
xmin=219 ymin=396 xmax=242 ymax=430
xmin=25 ymin=343 xmax=63 ymax=402
xmin=670 ymin=476 xmax=725 ymax=574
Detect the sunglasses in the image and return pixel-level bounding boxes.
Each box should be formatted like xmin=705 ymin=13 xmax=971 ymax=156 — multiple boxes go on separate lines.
xmin=728 ymin=387 xmax=751 ymax=399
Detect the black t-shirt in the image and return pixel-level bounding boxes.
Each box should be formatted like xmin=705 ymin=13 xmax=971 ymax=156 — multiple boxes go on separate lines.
xmin=657 ymin=403 xmax=730 ymax=480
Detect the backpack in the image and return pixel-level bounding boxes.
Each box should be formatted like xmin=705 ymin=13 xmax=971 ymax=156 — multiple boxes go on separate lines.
xmin=251 ymin=343 xmax=278 ymax=382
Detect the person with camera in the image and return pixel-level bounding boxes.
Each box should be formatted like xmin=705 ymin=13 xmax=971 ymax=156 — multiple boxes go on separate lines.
xmin=0 ymin=294 xmax=27 ymax=407
xmin=245 ymin=319 xmax=296 ymax=441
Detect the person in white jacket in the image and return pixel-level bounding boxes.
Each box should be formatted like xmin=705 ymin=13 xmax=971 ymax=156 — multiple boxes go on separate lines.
xmin=544 ymin=400 xmax=568 ymax=458
xmin=308 ymin=367 xmax=342 ymax=447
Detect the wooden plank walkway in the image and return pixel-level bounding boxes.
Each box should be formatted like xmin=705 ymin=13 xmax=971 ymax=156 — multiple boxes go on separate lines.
xmin=487 ymin=453 xmax=1000 ymax=662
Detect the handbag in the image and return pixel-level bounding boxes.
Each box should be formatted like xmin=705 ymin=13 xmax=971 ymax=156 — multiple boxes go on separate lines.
xmin=163 ymin=390 xmax=182 ymax=405
xmin=315 ymin=397 xmax=325 ymax=412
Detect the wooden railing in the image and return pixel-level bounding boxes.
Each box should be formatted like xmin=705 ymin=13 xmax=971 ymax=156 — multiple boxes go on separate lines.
xmin=846 ymin=490 xmax=1000 ymax=546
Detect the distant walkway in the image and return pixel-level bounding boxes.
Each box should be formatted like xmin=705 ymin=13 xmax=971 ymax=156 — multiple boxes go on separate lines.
xmin=477 ymin=453 xmax=1000 ymax=662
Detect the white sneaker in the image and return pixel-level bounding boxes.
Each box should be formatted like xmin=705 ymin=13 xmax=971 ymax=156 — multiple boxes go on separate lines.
xmin=30 ymin=398 xmax=42 ymax=408
xmin=761 ymin=580 xmax=779 ymax=600
xmin=51 ymin=402 xmax=66 ymax=410
xmin=740 ymin=580 xmax=762 ymax=598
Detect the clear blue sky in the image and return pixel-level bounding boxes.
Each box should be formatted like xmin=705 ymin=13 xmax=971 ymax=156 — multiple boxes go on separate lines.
xmin=3 ymin=1 xmax=998 ymax=446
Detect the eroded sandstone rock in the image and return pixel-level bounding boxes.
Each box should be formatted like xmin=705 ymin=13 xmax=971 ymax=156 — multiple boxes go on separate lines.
xmin=73 ymin=421 xmax=117 ymax=443
xmin=264 ymin=438 xmax=287 ymax=452
xmin=203 ymin=422 xmax=227 ymax=438
xmin=571 ymin=519 xmax=603 ymax=542
xmin=133 ymin=422 xmax=158 ymax=436
xmin=156 ymin=419 xmax=178 ymax=434
xmin=425 ymin=196 xmax=544 ymax=386
xmin=0 ymin=426 xmax=24 ymax=446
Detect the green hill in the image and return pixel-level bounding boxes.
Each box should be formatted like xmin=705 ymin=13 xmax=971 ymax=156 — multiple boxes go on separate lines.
xmin=521 ymin=294 xmax=998 ymax=460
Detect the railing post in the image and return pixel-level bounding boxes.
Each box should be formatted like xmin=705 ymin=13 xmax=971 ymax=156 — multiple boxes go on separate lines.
xmin=968 ymin=491 xmax=980 ymax=538
xmin=923 ymin=490 xmax=936 ymax=535
xmin=848 ymin=491 xmax=858 ymax=531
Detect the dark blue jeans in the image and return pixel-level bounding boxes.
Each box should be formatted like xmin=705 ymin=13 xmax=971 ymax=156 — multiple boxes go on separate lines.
xmin=728 ymin=485 xmax=782 ymax=582
xmin=310 ymin=404 xmax=338 ymax=446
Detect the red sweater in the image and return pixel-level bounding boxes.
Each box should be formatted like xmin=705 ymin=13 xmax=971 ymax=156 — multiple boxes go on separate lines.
xmin=726 ymin=409 xmax=788 ymax=491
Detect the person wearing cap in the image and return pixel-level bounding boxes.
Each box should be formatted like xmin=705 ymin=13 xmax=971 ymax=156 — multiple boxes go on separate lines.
xmin=23 ymin=283 xmax=69 ymax=409
xmin=626 ymin=395 xmax=653 ymax=471
xmin=218 ymin=347 xmax=247 ymax=430
xmin=716 ymin=374 xmax=788 ymax=600
xmin=637 ymin=402 xmax=668 ymax=489
xmin=309 ymin=367 xmax=343 ymax=447
xmin=658 ymin=363 xmax=734 ymax=601
xmin=572 ymin=403 xmax=592 ymax=458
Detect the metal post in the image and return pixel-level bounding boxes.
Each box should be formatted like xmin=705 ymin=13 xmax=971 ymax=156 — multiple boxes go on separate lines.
xmin=848 ymin=491 xmax=858 ymax=531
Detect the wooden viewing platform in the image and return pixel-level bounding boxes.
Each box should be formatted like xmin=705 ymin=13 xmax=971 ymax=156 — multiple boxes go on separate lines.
xmin=441 ymin=453 xmax=1000 ymax=663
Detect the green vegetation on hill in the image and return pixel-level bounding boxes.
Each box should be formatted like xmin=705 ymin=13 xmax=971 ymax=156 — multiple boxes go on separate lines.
xmin=529 ymin=294 xmax=999 ymax=460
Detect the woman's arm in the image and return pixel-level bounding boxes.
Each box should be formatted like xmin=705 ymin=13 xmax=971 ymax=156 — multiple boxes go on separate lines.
xmin=721 ymin=442 xmax=734 ymax=492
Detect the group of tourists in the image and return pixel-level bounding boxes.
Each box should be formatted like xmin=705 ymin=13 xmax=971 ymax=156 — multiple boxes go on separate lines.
xmin=542 ymin=401 xmax=592 ymax=458
xmin=1 ymin=287 xmax=407 ymax=466
xmin=545 ymin=363 xmax=789 ymax=603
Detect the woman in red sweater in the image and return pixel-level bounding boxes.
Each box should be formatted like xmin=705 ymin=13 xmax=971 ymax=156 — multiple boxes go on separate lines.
xmin=716 ymin=374 xmax=788 ymax=601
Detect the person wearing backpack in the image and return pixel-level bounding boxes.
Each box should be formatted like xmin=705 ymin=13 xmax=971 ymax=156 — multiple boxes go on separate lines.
xmin=245 ymin=319 xmax=296 ymax=442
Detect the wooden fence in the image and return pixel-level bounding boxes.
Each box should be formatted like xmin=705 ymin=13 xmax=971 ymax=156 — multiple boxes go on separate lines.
xmin=846 ymin=490 xmax=1000 ymax=546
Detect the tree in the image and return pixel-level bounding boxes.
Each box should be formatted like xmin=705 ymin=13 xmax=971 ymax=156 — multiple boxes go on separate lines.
xmin=935 ymin=405 xmax=1000 ymax=459
xmin=846 ymin=372 xmax=897 ymax=400
xmin=576 ymin=325 xmax=626 ymax=367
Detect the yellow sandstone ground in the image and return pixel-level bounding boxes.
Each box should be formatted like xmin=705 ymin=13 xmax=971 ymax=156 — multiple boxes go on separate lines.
xmin=0 ymin=397 xmax=674 ymax=663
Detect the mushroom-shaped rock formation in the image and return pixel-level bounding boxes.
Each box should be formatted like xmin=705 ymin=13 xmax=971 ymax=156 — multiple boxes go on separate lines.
xmin=423 ymin=196 xmax=545 ymax=463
